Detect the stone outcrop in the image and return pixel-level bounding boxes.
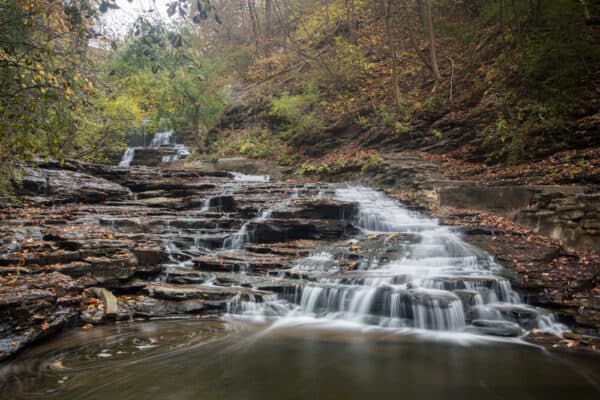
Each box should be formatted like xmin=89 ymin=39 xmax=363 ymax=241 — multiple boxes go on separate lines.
xmin=0 ymin=161 xmax=358 ymax=360
xmin=439 ymin=184 xmax=600 ymax=249
xmin=19 ymin=167 xmax=131 ymax=204
xmin=1 ymin=158 xmax=598 ymax=361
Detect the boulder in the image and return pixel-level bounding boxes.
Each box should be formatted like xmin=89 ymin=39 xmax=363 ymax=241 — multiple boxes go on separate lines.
xmin=92 ymin=288 xmax=119 ymax=316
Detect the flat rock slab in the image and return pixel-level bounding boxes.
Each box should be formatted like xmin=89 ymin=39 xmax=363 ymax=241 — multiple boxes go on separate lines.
xmin=20 ymin=167 xmax=131 ymax=204
xmin=194 ymin=251 xmax=290 ymax=273
xmin=143 ymin=282 xmax=270 ymax=302
xmin=270 ymin=199 xmax=358 ymax=220
xmin=248 ymin=219 xmax=353 ymax=243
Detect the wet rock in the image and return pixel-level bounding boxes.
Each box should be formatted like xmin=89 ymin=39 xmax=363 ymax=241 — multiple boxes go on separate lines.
xmin=467 ymin=320 xmax=525 ymax=337
xmin=245 ymin=242 xmax=315 ymax=257
xmin=270 ymin=199 xmax=358 ymax=220
xmin=53 ymin=261 xmax=93 ymax=278
xmin=19 ymin=168 xmax=131 ymax=204
xmin=184 ymin=195 xmax=236 ymax=211
xmin=491 ymin=303 xmax=541 ymax=328
xmin=82 ymin=253 xmax=137 ymax=284
xmin=453 ymin=290 xmax=482 ymax=307
xmin=0 ymin=272 xmax=86 ymax=360
xmin=99 ymin=217 xmax=148 ymax=233
xmin=194 ymin=251 xmax=288 ymax=273
xmin=143 ymin=282 xmax=268 ymax=303
xmin=163 ymin=267 xmax=213 ymax=284
xmin=0 ymin=315 xmax=69 ymax=361
xmin=125 ymin=296 xmax=213 ymax=317
xmin=216 ymin=157 xmax=281 ymax=178
xmin=20 ymin=167 xmax=47 ymax=193
xmin=140 ymin=197 xmax=183 ymax=209
xmin=130 ymin=147 xmax=179 ymax=167
xmin=92 ymin=288 xmax=119 ymax=316
xmin=248 ymin=219 xmax=352 ymax=243
xmin=132 ymin=247 xmax=166 ymax=266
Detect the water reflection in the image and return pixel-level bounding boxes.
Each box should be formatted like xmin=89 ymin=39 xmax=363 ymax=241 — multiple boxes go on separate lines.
xmin=1 ymin=318 xmax=599 ymax=400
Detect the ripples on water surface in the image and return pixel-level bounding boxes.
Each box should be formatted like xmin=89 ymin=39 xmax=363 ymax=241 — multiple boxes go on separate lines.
xmin=1 ymin=318 xmax=599 ymax=400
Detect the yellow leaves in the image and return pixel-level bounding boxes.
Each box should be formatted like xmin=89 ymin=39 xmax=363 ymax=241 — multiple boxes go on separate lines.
xmin=0 ymin=48 xmax=10 ymax=62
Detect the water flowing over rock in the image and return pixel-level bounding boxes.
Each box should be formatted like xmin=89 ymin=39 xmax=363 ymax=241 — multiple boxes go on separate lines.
xmin=118 ymin=131 xmax=190 ymax=167
xmin=1 ymin=160 xmax=595 ymax=361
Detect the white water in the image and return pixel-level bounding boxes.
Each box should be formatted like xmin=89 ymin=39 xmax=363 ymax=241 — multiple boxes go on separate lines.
xmin=118 ymin=147 xmax=135 ymax=167
xmin=118 ymin=131 xmax=190 ymax=167
xmin=231 ymin=172 xmax=271 ymax=182
xmin=150 ymin=131 xmax=173 ymax=146
xmin=230 ymin=185 xmax=565 ymax=338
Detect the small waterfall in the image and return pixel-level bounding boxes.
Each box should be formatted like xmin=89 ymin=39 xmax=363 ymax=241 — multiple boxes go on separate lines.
xmin=118 ymin=147 xmax=135 ymax=167
xmin=200 ymin=198 xmax=211 ymax=212
xmin=117 ymin=131 xmax=190 ymax=167
xmin=162 ymin=144 xmax=191 ymax=163
xmin=223 ymin=222 xmax=251 ymax=250
xmin=150 ymin=131 xmax=173 ymax=146
xmin=228 ymin=185 xmax=565 ymax=337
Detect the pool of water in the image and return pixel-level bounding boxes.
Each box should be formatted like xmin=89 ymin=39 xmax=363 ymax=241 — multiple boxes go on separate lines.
xmin=1 ymin=318 xmax=599 ymax=400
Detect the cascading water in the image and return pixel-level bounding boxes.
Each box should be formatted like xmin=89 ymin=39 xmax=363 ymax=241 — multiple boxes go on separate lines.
xmin=229 ymin=185 xmax=565 ymax=338
xmin=231 ymin=172 xmax=271 ymax=182
xmin=118 ymin=147 xmax=135 ymax=167
xmin=118 ymin=131 xmax=190 ymax=167
xmin=150 ymin=131 xmax=173 ymax=146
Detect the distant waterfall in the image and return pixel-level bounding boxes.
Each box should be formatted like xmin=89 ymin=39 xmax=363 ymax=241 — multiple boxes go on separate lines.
xmin=118 ymin=147 xmax=135 ymax=167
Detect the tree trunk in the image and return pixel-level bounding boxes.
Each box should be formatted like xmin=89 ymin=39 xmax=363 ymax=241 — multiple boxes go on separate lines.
xmin=247 ymin=0 xmax=262 ymax=55
xmin=265 ymin=0 xmax=273 ymax=56
xmin=381 ymin=0 xmax=401 ymax=109
xmin=512 ymin=0 xmax=521 ymax=33
xmin=424 ymin=0 xmax=443 ymax=82
xmin=193 ymin=104 xmax=208 ymax=152
xmin=345 ymin=0 xmax=358 ymax=44
xmin=401 ymin=0 xmax=435 ymax=75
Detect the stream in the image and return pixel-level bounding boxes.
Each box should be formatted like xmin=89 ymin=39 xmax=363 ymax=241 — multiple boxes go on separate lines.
xmin=1 ymin=165 xmax=599 ymax=398
xmin=1 ymin=318 xmax=599 ymax=399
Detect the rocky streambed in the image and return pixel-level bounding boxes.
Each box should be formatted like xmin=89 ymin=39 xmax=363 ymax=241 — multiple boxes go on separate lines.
xmin=0 ymin=159 xmax=599 ymax=365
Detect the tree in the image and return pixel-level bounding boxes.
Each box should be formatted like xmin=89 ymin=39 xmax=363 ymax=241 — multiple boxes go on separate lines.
xmin=0 ymin=0 xmax=100 ymax=191
xmin=107 ymin=21 xmax=228 ymax=148
xmin=265 ymin=0 xmax=273 ymax=54
xmin=423 ymin=0 xmax=443 ymax=83
xmin=380 ymin=0 xmax=402 ymax=109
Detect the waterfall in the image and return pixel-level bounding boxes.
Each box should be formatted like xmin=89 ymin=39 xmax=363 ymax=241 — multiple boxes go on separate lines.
xmin=118 ymin=131 xmax=190 ymax=167
xmin=229 ymin=185 xmax=565 ymax=337
xmin=150 ymin=131 xmax=173 ymax=146
xmin=118 ymin=147 xmax=135 ymax=167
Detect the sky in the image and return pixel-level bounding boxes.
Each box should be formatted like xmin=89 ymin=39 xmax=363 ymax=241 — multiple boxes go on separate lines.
xmin=98 ymin=0 xmax=173 ymax=39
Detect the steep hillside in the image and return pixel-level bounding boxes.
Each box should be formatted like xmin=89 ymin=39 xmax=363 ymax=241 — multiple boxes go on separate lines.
xmin=209 ymin=0 xmax=599 ymax=177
